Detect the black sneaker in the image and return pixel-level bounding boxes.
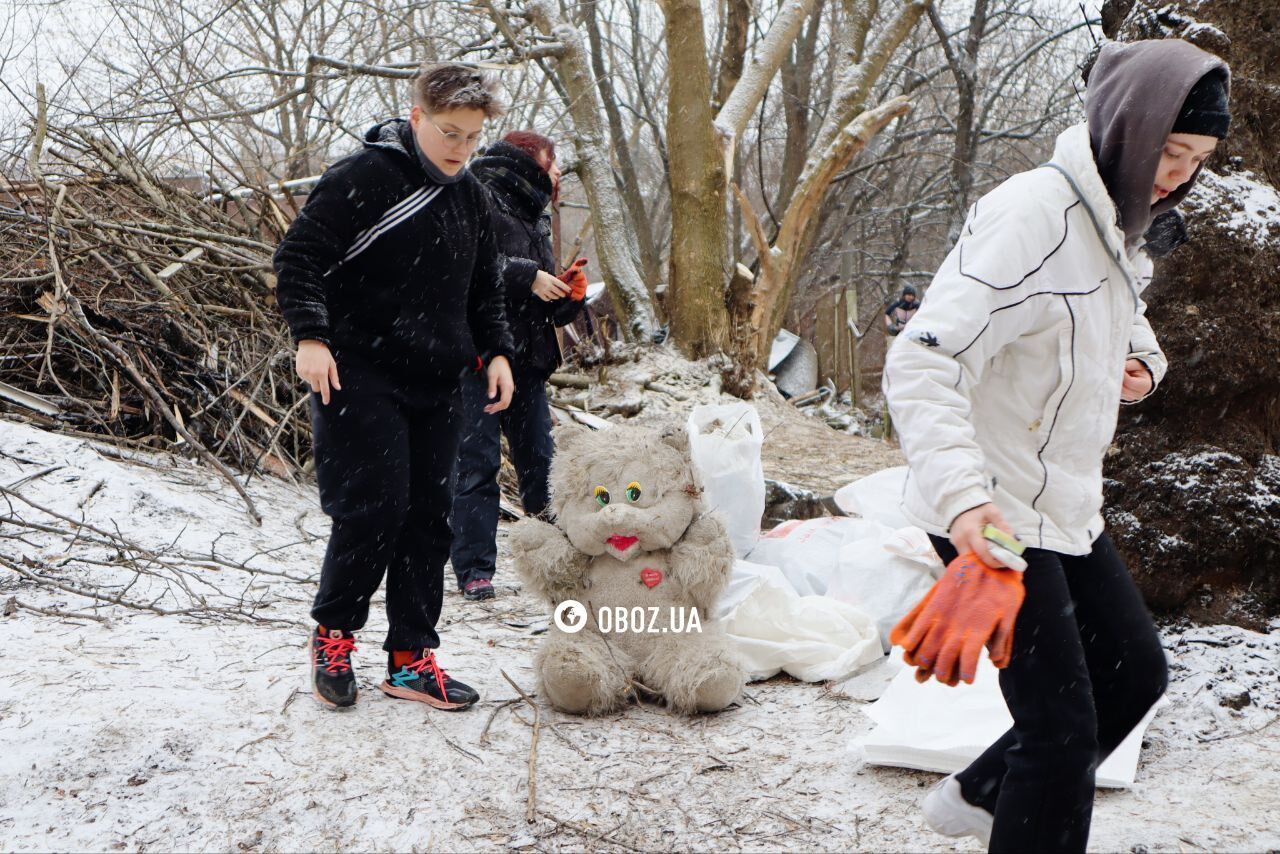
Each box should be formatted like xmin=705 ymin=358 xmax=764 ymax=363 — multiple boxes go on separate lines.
xmin=380 ymin=650 xmax=479 ymax=710
xmin=309 ymin=627 xmax=358 ymax=709
xmin=462 ymin=578 xmax=496 ymax=601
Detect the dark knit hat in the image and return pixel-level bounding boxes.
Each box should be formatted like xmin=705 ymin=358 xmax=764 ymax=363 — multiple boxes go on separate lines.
xmin=1171 ymin=69 xmax=1231 ymax=138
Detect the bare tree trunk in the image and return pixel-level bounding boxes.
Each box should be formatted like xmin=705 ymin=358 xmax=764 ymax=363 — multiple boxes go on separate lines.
xmin=715 ymin=0 xmax=820 ymax=168
xmin=730 ymin=96 xmax=914 ymax=393
xmin=930 ymin=0 xmax=991 ymax=242
xmin=526 ymin=0 xmax=657 ymax=341
xmin=775 ymin=1 xmax=825 ymax=214
xmin=812 ymin=0 xmax=931 ymax=157
xmin=583 ymin=0 xmax=663 ymax=293
xmin=840 ymin=0 xmax=880 ymax=65
xmin=661 ymin=0 xmax=731 ymax=356
xmin=714 ymin=0 xmax=752 ymax=108
xmin=760 ymin=0 xmax=929 ymax=349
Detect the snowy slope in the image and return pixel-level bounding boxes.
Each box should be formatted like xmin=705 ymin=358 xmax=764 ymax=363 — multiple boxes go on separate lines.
xmin=0 ymin=418 xmax=1277 ymax=852
xmin=1183 ymin=169 xmax=1280 ymax=247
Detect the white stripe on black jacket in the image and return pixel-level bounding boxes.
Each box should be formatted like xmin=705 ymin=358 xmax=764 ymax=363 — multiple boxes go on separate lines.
xmin=883 ymin=122 xmax=1168 ymax=555
xmin=273 ymin=119 xmax=515 ymax=384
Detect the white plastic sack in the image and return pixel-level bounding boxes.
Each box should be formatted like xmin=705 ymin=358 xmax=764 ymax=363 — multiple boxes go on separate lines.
xmin=714 ymin=560 xmax=883 ymax=683
xmin=834 ymin=465 xmax=912 ymax=529
xmin=829 ymin=523 xmax=942 ymax=650
xmin=747 ymin=518 xmax=846 ymax=596
xmin=687 ymin=403 xmax=766 ymax=558
xmin=747 ymin=517 xmax=942 ymax=649
xmin=855 ymin=654 xmax=1159 ymax=788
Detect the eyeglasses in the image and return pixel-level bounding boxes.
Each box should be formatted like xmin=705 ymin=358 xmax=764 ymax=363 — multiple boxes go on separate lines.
xmin=427 ymin=118 xmax=483 ymax=151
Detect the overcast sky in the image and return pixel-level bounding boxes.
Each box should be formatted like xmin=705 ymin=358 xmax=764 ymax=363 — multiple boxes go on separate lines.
xmin=1 ymin=0 xmax=1111 ymax=164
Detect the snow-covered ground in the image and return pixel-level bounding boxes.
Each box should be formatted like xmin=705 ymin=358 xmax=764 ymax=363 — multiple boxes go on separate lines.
xmin=1 ymin=417 xmax=1277 ymax=852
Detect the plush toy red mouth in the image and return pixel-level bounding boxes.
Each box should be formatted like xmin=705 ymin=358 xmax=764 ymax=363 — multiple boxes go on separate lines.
xmin=606 ymin=535 xmax=639 ymax=552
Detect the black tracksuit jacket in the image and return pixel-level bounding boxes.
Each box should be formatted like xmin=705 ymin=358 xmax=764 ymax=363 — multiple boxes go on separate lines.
xmin=273 ymin=119 xmax=514 ymax=384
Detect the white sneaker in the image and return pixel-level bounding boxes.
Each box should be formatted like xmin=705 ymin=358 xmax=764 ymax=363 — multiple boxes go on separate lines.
xmin=921 ymin=774 xmax=994 ymax=847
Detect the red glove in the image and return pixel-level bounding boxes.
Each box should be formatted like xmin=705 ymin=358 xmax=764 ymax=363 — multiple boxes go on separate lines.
xmin=888 ymin=551 xmax=1025 ymax=686
xmin=558 ymin=257 xmax=589 ymax=301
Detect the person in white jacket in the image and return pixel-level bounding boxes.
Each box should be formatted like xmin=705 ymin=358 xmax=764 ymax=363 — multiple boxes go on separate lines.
xmin=883 ymin=39 xmax=1231 ymax=853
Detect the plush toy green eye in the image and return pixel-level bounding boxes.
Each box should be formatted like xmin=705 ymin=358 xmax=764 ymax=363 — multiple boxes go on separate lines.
xmin=626 ymin=482 xmax=642 ymax=502
xmin=594 ymin=486 xmax=610 ymax=506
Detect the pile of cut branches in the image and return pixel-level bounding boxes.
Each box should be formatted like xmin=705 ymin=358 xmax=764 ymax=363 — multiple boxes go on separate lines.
xmin=1 ymin=121 xmax=310 ymax=522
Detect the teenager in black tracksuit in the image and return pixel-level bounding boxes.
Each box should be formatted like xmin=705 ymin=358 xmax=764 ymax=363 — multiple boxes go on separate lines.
xmin=450 ymin=135 xmax=585 ymax=600
xmin=274 ymin=64 xmax=515 ymax=712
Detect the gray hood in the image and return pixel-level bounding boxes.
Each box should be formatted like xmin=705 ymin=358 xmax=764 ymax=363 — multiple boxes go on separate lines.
xmin=1086 ymin=39 xmax=1230 ymax=244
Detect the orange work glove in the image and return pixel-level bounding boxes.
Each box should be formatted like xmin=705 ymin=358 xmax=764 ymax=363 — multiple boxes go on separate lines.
xmin=888 ymin=551 xmax=1025 ymax=687
xmin=558 ymin=257 xmax=589 ymax=301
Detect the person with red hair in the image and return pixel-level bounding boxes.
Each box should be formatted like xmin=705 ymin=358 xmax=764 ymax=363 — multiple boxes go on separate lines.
xmin=450 ymin=130 xmax=587 ymax=601
xmin=501 ymin=132 xmax=558 ymax=196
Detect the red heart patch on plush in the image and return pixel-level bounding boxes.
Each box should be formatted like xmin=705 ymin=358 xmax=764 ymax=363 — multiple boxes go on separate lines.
xmin=640 ymin=568 xmax=662 ymax=588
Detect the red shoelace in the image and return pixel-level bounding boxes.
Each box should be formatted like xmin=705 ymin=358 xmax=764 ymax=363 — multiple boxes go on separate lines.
xmin=315 ymin=633 xmax=357 ymax=674
xmin=405 ymin=651 xmax=450 ymax=691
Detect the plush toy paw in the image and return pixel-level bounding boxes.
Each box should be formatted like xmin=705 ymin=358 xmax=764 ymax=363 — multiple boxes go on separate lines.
xmin=510 ymin=516 xmax=563 ymax=555
xmin=510 ymin=517 xmax=589 ymax=604
xmin=678 ymin=513 xmax=728 ymax=551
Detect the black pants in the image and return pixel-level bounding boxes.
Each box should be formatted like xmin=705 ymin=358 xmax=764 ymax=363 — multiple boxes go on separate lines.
xmin=929 ymin=532 xmax=1168 ymax=854
xmin=309 ymin=365 xmax=461 ymax=652
xmin=449 ymin=368 xmax=554 ymax=588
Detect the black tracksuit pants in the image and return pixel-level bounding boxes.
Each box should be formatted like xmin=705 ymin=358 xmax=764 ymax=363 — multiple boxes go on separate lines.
xmin=449 ymin=368 xmax=553 ymax=588
xmin=309 ymin=364 xmax=461 ymax=652
xmin=928 ymin=532 xmax=1168 ymax=854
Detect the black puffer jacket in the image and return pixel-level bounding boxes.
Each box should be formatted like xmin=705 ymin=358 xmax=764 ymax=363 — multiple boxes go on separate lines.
xmin=273 ymin=119 xmax=514 ymax=385
xmin=470 ymin=141 xmax=583 ymax=378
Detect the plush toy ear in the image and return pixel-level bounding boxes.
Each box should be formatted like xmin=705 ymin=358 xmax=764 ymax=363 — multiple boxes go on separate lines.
xmin=552 ymin=424 xmax=596 ymax=456
xmin=658 ymin=422 xmax=690 ymax=456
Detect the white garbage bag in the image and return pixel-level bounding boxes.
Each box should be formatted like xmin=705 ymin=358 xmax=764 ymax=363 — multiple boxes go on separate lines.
xmin=747 ymin=518 xmax=846 ymax=596
xmin=714 ymin=560 xmax=883 ymax=683
xmin=746 ymin=517 xmax=942 ymax=649
xmin=855 ymin=653 xmax=1160 ymax=788
xmin=829 ymin=523 xmax=942 ymax=650
xmin=834 ymin=465 xmax=912 ymax=529
xmin=687 ymin=403 xmax=766 ymax=558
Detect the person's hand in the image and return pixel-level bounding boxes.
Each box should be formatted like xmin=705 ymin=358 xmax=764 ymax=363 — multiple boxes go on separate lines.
xmin=559 ymin=257 xmax=589 ymax=301
xmin=950 ymin=502 xmax=1015 ymax=568
xmin=484 ymin=355 xmax=515 ymax=414
xmin=532 ymin=270 xmax=570 ymax=302
xmin=296 ymin=339 xmax=340 ymax=405
xmin=1121 ymin=358 xmax=1153 ymax=402
xmin=889 ymin=551 xmax=1026 ymax=684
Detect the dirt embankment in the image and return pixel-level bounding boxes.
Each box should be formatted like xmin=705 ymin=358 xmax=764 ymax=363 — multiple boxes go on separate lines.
xmin=1101 ymin=0 xmax=1280 ymax=627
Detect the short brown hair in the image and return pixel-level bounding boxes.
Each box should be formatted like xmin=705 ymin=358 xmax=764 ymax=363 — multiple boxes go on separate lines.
xmin=414 ymin=63 xmax=506 ymax=119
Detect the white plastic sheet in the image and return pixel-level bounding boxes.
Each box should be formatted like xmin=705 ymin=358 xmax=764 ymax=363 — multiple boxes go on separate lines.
xmin=714 ymin=560 xmax=883 ymax=683
xmin=746 ymin=517 xmax=942 ymax=650
xmin=686 ymin=403 xmax=766 ymax=558
xmin=856 ymin=654 xmax=1160 ymax=788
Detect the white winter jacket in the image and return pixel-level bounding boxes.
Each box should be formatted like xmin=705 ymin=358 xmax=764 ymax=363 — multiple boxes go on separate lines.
xmin=882 ymin=123 xmax=1168 ymax=555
